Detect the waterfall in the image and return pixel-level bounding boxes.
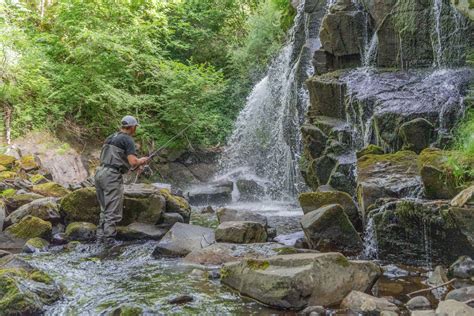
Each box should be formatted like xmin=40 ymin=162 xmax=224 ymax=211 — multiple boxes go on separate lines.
xmin=218 ymin=0 xmax=329 ymax=200
xmin=362 ymin=217 xmax=378 ymax=260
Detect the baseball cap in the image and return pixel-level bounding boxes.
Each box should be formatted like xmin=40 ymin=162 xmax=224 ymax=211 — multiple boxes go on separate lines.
xmin=121 ymin=115 xmax=139 ymax=127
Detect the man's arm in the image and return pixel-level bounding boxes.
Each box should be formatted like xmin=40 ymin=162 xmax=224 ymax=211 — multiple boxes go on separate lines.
xmin=127 ymin=155 xmax=149 ymax=168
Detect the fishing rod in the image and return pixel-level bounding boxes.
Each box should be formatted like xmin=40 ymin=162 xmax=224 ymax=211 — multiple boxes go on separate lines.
xmin=130 ymin=122 xmax=196 ymax=172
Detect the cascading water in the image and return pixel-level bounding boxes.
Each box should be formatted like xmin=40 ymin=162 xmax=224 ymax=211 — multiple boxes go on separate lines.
xmin=218 ymin=0 xmax=328 ymax=200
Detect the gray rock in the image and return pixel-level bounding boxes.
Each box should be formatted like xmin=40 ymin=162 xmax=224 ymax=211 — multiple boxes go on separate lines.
xmin=221 ymin=253 xmax=381 ymax=310
xmin=446 ymin=286 xmax=474 ymax=306
xmin=301 ymin=204 xmax=362 ymax=255
xmin=428 ymin=266 xmax=448 ymax=286
xmin=341 ymin=290 xmax=399 ymax=313
xmin=298 ymin=305 xmax=325 ymax=315
xmin=236 ymin=179 xmax=265 ymax=201
xmin=0 ymin=249 xmax=11 ymax=258
xmin=3 ymin=192 xmax=44 ymax=213
xmin=217 ymin=208 xmax=268 ymax=227
xmin=406 ymin=296 xmax=431 ymax=311
xmin=435 ymin=300 xmax=474 ymax=315
xmin=123 ymin=183 xmax=161 ymax=198
xmin=23 ymin=237 xmax=49 ymax=253
xmin=0 ymin=201 xmax=5 ymax=232
xmin=215 ymin=221 xmax=267 ymax=244
xmin=65 ymin=222 xmax=97 ymax=241
xmin=116 ymin=223 xmax=168 ymax=241
xmin=6 ymin=197 xmax=60 ymax=225
xmin=449 ymin=256 xmax=474 ymax=279
xmin=399 ymin=118 xmax=434 ymax=154
xmin=451 ymin=185 xmax=474 ymax=208
xmin=410 ymin=311 xmax=435 ymax=316
xmin=51 ymin=233 xmax=68 ymax=245
xmin=160 ymin=212 xmax=184 ymax=226
xmin=152 ymin=223 xmax=215 ymax=257
xmin=187 ymin=183 xmax=233 ymax=205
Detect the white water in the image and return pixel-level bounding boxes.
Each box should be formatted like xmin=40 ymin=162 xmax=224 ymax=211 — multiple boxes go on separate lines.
xmin=362 ymin=217 xmax=378 ymax=259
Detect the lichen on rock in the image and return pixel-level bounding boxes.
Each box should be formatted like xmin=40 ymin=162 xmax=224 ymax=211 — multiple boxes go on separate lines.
xmin=32 ymin=182 xmax=70 ymax=198
xmin=5 ymin=215 xmax=52 ymax=240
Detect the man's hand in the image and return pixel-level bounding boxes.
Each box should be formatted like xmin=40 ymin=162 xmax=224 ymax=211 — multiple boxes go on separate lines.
xmin=138 ymin=157 xmax=150 ymax=166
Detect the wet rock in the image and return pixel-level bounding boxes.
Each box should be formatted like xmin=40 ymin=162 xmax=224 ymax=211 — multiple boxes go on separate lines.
xmin=236 ymin=179 xmax=265 ymax=201
xmin=306 ymin=72 xmax=347 ymax=119
xmin=451 ymin=185 xmax=474 ymax=208
xmin=298 ymin=191 xmax=361 ymax=231
xmin=0 ymin=232 xmax=25 ymax=250
xmin=60 ymin=187 xmax=100 ymax=223
xmin=4 ymin=192 xmax=44 ymax=213
xmin=187 ymin=182 xmax=233 ymax=205
xmin=427 ymin=266 xmax=448 ymax=286
xmin=446 ymin=286 xmax=474 ymax=306
xmin=184 ymin=242 xmax=283 ymax=265
xmin=341 ymin=291 xmax=399 ymax=313
xmin=298 ymin=305 xmax=325 ymax=315
xmin=111 ymin=306 xmax=143 ymax=316
xmin=0 ymin=258 xmax=62 ymax=314
xmin=32 ymin=182 xmax=70 ymax=197
xmin=215 ymin=221 xmax=267 ymax=244
xmin=267 ymin=227 xmax=277 ymax=240
xmin=51 ymin=233 xmax=68 ymax=245
xmin=371 ymin=200 xmax=474 ymax=265
xmin=0 ymin=154 xmax=16 ymax=168
xmin=159 ymin=188 xmax=191 ymax=222
xmin=301 ymin=124 xmax=328 ymax=159
xmin=301 ymin=204 xmax=362 ymax=255
xmin=122 ymin=193 xmax=165 ymax=225
xmin=410 ymin=311 xmax=436 ymax=316
xmin=357 ymin=150 xmax=421 ymax=216
xmin=159 ymin=212 xmax=184 ymax=226
xmin=221 ymin=253 xmax=381 ymax=310
xmin=406 ymin=296 xmax=431 ymax=311
xmin=436 ymin=299 xmax=474 ymax=314
xmin=116 ymin=223 xmax=167 ymax=241
xmin=6 ymin=197 xmax=60 ymax=225
xmin=152 ymin=223 xmax=215 ymax=257
xmin=0 ymin=249 xmax=11 ymax=258
xmin=5 ymin=215 xmax=52 ymax=240
xmin=65 ymin=222 xmax=97 ymax=242
xmin=189 ymin=269 xmax=208 ymax=280
xmin=23 ymin=237 xmax=49 ymax=253
xmin=356 ymin=145 xmax=384 ymax=159
xmin=168 ymin=294 xmax=194 ymax=304
xmin=217 ymin=208 xmax=268 ymax=227
xmin=419 ymin=148 xmax=473 ymax=199
xmin=200 ymin=206 xmax=215 ymax=214
xmin=123 ymin=183 xmax=161 ymax=198
xmin=399 ymin=118 xmax=434 ymax=154
xmin=449 ymin=256 xmax=474 ymax=279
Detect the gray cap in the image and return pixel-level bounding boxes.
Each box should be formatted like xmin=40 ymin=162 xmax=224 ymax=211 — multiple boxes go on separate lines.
xmin=121 ymin=115 xmax=139 ymax=127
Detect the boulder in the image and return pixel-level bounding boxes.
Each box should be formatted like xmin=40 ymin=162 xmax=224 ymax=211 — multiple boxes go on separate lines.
xmin=298 ymin=191 xmax=361 ymax=231
xmin=340 ymin=291 xmax=399 ymax=313
xmin=427 ymin=266 xmax=449 ymax=286
xmin=356 ymin=145 xmax=384 ymax=158
xmin=5 ymin=215 xmax=52 ymax=240
xmin=301 ymin=204 xmax=362 ymax=255
xmin=446 ymin=286 xmax=474 ymax=306
xmin=0 ymin=171 xmax=17 ymax=181
xmin=187 ymin=182 xmax=233 ymax=205
xmin=6 ymin=197 xmax=60 ymax=225
xmin=357 ymin=151 xmax=421 ymax=217
xmin=32 ymin=182 xmax=70 ymax=197
xmin=451 ymin=185 xmax=474 ymax=208
xmin=123 ymin=183 xmax=161 ymax=198
xmin=23 ymin=237 xmax=49 ymax=253
xmin=122 ymin=193 xmax=165 ymax=225
xmin=221 ymin=253 xmax=381 ymax=310
xmin=184 ymin=242 xmax=284 ymax=266
xmin=406 ymin=296 xmax=431 ymax=311
xmin=306 ymin=72 xmax=347 ymax=120
xmin=418 ymin=148 xmax=473 ymax=199
xmin=152 ymin=223 xmax=215 ymax=257
xmin=217 ymin=208 xmax=268 ymax=227
xmin=215 ymin=221 xmax=267 ymax=244
xmin=0 ymin=257 xmax=62 ymax=314
xmin=60 ymin=187 xmax=100 ymax=224
xmin=370 ymin=200 xmax=474 ymax=265
xmin=116 ymin=222 xmax=167 ymax=241
xmin=17 ymin=155 xmax=39 ymax=171
xmin=65 ymin=222 xmax=97 ymax=242
xmin=399 ymin=118 xmax=434 ymax=153
xmin=236 ymin=179 xmax=265 ymax=201
xmin=4 ymin=192 xmax=44 ymax=213
xmin=435 ymin=300 xmax=474 ymax=315
xmin=159 ymin=189 xmax=191 ymax=222
xmin=448 ymin=256 xmax=474 ymax=279
xmin=159 ymin=212 xmax=184 ymax=226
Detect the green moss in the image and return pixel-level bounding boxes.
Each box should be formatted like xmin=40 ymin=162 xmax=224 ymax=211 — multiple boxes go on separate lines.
xmin=5 ymin=215 xmax=52 ymax=239
xmin=32 ymin=182 xmax=70 ymax=198
xmin=358 ymin=150 xmax=417 ymax=171
xmin=275 ymin=247 xmax=299 ymax=255
xmin=1 ymin=188 xmax=16 ymax=198
xmin=60 ymin=187 xmax=100 ymax=224
xmin=24 ymin=237 xmax=49 ymax=252
xmin=118 ymin=306 xmax=143 ymax=316
xmin=29 ymin=174 xmax=47 ymax=185
xmin=356 ymin=144 xmax=384 ymax=158
xmin=0 ymin=154 xmax=16 ymax=168
xmin=160 ymin=189 xmax=190 ymax=211
xmin=334 ymin=255 xmax=350 ymax=267
xmin=0 ymin=171 xmax=17 ymax=181
xmin=246 ymin=259 xmax=270 ymax=270
xmin=17 ymin=155 xmax=39 ymax=171
xmin=65 ymin=222 xmax=96 ymax=236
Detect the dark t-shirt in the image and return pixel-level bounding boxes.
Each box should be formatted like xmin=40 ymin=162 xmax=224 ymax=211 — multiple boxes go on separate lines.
xmin=104 ymin=132 xmax=137 ymax=157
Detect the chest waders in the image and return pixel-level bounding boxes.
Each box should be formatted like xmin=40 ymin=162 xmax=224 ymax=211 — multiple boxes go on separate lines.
xmin=94 ymin=133 xmax=132 ymax=241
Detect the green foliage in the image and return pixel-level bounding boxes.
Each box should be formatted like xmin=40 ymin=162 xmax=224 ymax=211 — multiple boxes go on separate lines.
xmin=448 ymin=109 xmax=474 ymax=183
xmin=0 ymin=0 xmax=295 ymax=149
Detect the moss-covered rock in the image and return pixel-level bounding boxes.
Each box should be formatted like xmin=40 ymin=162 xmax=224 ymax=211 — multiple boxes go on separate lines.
xmin=65 ymin=222 xmax=97 ymax=242
xmin=17 ymin=155 xmax=39 ymax=172
xmin=32 ymin=182 xmax=70 ymax=198
xmin=0 ymin=261 xmax=62 ymax=314
xmin=29 ymin=173 xmax=48 ymax=185
xmin=301 ymin=204 xmax=363 ymax=255
xmin=356 ymin=145 xmax=384 ymax=158
xmin=160 ymin=189 xmax=191 ymax=222
xmin=111 ymin=306 xmax=144 ymax=316
xmin=23 ymin=237 xmax=49 ymax=253
xmin=4 ymin=192 xmax=45 ymax=213
xmin=399 ymin=118 xmax=434 ymax=154
xmin=0 ymin=171 xmax=17 ymax=181
xmin=122 ymin=194 xmax=165 ymax=225
xmin=298 ymin=191 xmax=361 ymax=231
xmin=418 ymin=148 xmax=473 ymax=199
xmin=0 ymin=165 xmax=6 ymax=172
xmin=5 ymin=215 xmax=52 ymax=240
xmin=60 ymin=187 xmax=100 ymax=224
xmin=0 ymin=154 xmax=16 ymax=168
xmin=6 ymin=197 xmax=60 ymax=225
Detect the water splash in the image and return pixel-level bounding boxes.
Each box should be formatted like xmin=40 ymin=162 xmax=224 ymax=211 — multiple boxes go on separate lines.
xmin=218 ymin=0 xmax=329 ymax=199
xmin=362 ymin=217 xmax=378 ymax=260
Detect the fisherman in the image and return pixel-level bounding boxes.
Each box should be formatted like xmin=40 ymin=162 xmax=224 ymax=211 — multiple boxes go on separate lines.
xmin=95 ymin=115 xmax=149 ymax=244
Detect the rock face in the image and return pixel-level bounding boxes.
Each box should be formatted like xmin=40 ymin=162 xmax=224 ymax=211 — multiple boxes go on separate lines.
xmin=221 ymin=253 xmax=381 ymax=310
xmin=301 ymin=204 xmax=362 ymax=255
xmin=236 ymin=179 xmax=265 ymax=201
xmin=298 ymin=191 xmax=361 ymax=231
xmin=399 ymin=118 xmax=434 ymax=153
xmin=6 ymin=197 xmax=60 ymax=225
xmin=370 ymin=200 xmax=474 ymax=265
xmin=215 ymin=221 xmax=267 ymax=244
xmin=152 ymin=223 xmax=215 ymax=257
xmin=340 ymin=291 xmax=399 ymax=313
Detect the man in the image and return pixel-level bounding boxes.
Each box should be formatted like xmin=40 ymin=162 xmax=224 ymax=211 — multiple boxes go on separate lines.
xmin=95 ymin=115 xmax=149 ymax=244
